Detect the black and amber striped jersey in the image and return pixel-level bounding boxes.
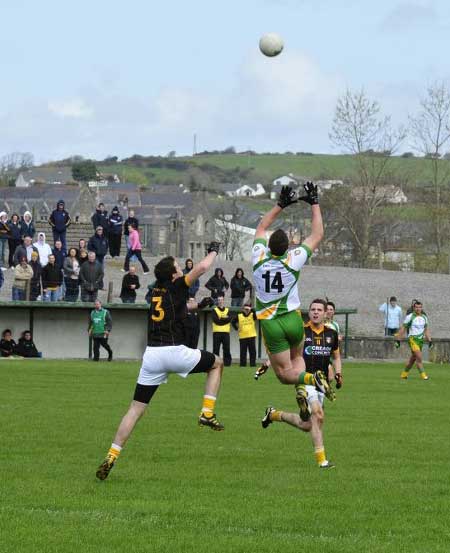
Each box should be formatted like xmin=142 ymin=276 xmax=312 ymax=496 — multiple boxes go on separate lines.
xmin=303 ymin=321 xmax=339 ymax=378
xmin=147 ymin=276 xmax=190 ymax=347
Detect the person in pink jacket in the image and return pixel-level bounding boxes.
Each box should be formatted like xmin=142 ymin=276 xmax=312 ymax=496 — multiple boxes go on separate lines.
xmin=123 ymin=224 xmax=149 ymax=273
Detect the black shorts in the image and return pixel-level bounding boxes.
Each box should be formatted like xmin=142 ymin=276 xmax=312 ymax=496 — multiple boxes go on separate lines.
xmin=189 ymin=350 xmax=216 ymax=374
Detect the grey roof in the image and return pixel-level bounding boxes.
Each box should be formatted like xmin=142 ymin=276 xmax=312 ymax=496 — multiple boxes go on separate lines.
xmin=18 ymin=166 xmax=74 ymax=184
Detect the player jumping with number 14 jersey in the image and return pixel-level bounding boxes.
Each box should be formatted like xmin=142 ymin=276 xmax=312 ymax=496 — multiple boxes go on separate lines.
xmin=252 ymin=183 xmax=334 ymax=405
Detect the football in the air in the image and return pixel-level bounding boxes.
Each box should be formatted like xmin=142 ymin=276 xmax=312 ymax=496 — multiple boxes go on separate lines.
xmin=259 ymin=33 xmax=284 ymax=57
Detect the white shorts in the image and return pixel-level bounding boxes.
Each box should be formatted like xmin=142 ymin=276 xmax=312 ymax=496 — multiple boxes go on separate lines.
xmin=137 ymin=345 xmax=201 ymax=386
xmin=305 ymin=385 xmax=325 ymax=408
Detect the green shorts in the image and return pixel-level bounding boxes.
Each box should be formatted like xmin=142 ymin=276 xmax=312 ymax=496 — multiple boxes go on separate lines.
xmin=260 ymin=310 xmax=304 ymax=354
xmin=408 ymin=336 xmax=423 ymax=353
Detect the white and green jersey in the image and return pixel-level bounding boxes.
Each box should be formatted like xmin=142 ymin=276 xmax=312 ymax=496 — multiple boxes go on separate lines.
xmin=403 ymin=313 xmax=428 ymax=339
xmin=251 ymin=238 xmax=312 ymax=320
xmin=326 ymin=320 xmax=340 ymax=335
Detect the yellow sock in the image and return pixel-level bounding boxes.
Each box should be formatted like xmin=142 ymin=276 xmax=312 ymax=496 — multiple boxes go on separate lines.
xmin=270 ymin=410 xmax=283 ymax=422
xmin=304 ymin=373 xmax=315 ymax=385
xmin=108 ymin=443 xmax=122 ymax=460
xmin=202 ymin=395 xmax=216 ymax=417
xmin=315 ymin=447 xmax=326 ymax=466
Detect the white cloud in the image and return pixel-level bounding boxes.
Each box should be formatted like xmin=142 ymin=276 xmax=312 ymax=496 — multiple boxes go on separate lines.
xmin=48 ymin=98 xmax=94 ymax=119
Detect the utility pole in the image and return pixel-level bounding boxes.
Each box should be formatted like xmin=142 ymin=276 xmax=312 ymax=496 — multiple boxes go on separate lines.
xmin=193 ymin=133 xmax=197 ymax=156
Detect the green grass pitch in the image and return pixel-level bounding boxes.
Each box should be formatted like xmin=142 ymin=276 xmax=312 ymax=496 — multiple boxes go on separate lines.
xmin=1 ymin=360 xmax=449 ymax=553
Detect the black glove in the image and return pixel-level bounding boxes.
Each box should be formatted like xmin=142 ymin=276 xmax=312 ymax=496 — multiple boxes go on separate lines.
xmin=335 ymin=373 xmax=343 ymax=389
xmin=198 ymin=297 xmax=214 ymax=309
xmin=428 ymin=341 xmax=434 ymax=350
xmin=277 ymin=186 xmax=297 ymax=209
xmin=394 ymin=340 xmax=401 ymax=349
xmin=206 ymin=241 xmax=220 ymax=254
xmin=299 ymin=181 xmax=319 ymax=205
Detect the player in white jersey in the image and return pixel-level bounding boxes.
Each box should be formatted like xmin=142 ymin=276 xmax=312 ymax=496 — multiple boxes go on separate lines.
xmin=252 ymin=183 xmax=333 ymax=409
xmin=395 ymin=300 xmax=432 ymax=380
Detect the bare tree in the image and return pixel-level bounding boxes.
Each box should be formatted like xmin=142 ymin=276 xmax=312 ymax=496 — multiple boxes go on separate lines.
xmin=213 ymin=198 xmax=245 ymax=261
xmin=328 ymin=89 xmax=406 ymax=267
xmin=409 ymin=81 xmax=450 ymax=272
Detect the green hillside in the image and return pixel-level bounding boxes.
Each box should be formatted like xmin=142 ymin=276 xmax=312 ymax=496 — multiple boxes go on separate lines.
xmin=98 ymin=152 xmax=447 ymax=187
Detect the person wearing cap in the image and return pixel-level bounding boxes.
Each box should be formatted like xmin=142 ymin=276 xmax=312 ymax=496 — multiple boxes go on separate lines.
xmin=108 ymin=206 xmax=123 ymax=258
xmin=48 ymin=200 xmax=71 ymax=253
xmin=379 ymin=296 xmax=403 ymax=336
xmin=12 ymin=256 xmax=33 ymax=300
xmin=232 ymin=303 xmax=257 ymax=367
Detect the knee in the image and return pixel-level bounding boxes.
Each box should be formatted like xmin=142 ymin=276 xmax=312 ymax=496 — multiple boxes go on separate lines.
xmin=213 ymin=355 xmax=224 ymax=373
xmin=313 ymin=411 xmax=324 ymax=426
xmin=277 ymin=373 xmax=291 ymax=385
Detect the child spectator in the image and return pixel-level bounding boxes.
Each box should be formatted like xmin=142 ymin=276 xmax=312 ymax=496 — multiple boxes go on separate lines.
xmin=15 ymin=330 xmax=39 ymax=358
xmin=29 ymin=251 xmax=42 ymax=301
xmin=0 ymin=329 xmax=17 ymax=357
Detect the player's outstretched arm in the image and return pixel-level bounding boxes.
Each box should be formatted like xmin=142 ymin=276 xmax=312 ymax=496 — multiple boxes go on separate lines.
xmin=299 ymin=183 xmax=323 ymax=252
xmin=186 ymin=242 xmax=220 ymax=285
xmin=255 ymin=185 xmax=297 ymax=239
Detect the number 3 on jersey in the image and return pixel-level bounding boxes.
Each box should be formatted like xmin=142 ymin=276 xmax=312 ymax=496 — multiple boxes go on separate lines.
xmin=151 ymin=296 xmax=165 ymax=322
xmin=262 ymin=271 xmax=284 ymax=294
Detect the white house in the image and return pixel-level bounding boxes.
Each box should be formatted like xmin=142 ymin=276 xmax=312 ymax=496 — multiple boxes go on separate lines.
xmin=226 ymin=183 xmax=266 ymax=197
xmin=272 ymin=175 xmax=299 ymax=187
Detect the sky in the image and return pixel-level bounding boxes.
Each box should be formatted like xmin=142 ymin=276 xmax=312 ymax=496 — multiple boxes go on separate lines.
xmin=1 ymin=0 xmax=450 ymax=162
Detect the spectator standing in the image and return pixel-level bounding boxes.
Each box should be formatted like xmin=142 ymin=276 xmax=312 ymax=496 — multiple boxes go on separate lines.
xmin=183 ymin=258 xmax=200 ymax=298
xmin=108 ymin=206 xmax=123 ymax=258
xmin=232 ymin=303 xmax=257 ymax=367
xmin=48 ymin=200 xmax=71 ymax=253
xmin=379 ymin=296 xmax=403 ymax=336
xmin=13 ymin=236 xmax=37 ymax=265
xmin=0 ymin=329 xmax=17 ymax=357
xmin=78 ymin=239 xmax=88 ymax=265
xmin=52 ymin=240 xmax=66 ymax=271
xmin=29 ymin=251 xmax=42 ymax=301
xmin=230 ymin=268 xmax=252 ymax=307
xmin=184 ymin=297 xmax=201 ymax=349
xmin=12 ymin=257 xmax=33 ymax=300
xmin=88 ymin=299 xmax=113 ymax=361
xmin=33 ymin=232 xmax=52 ymax=267
xmin=205 ymin=268 xmax=229 ymax=304
xmin=211 ymin=295 xmax=232 ymax=366
xmin=124 ymin=209 xmax=138 ymax=250
xmin=79 ymin=251 xmax=103 ymax=302
xmin=0 ymin=211 xmax=9 ymax=270
xmin=15 ymin=330 xmax=39 ymax=358
xmin=119 ymin=266 xmax=140 ymax=303
xmin=7 ymin=213 xmax=22 ymax=268
xmin=0 ymin=262 xmax=3 ymax=291
xmin=42 ymin=254 xmax=62 ymax=301
xmin=88 ymin=226 xmax=109 ymax=267
xmin=20 ymin=211 xmax=35 ymax=240
xmin=91 ymin=203 xmax=109 ymax=232
xmin=63 ymin=248 xmax=80 ymax=302
xmin=123 ymin=224 xmax=149 ymax=273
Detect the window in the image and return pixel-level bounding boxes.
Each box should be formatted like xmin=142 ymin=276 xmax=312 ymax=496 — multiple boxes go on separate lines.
xmin=159 ymin=228 xmax=167 ymax=244
xmin=189 ymin=242 xmax=195 ymax=259
xmin=170 ymin=220 xmax=177 ymax=232
xmin=204 ymin=220 xmax=210 ymax=233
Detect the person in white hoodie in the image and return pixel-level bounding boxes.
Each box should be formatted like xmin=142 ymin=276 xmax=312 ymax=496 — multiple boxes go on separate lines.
xmin=33 ymin=232 xmax=52 ymax=267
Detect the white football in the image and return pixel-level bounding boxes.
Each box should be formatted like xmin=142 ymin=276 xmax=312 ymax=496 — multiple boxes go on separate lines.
xmin=259 ymin=33 xmax=284 ymax=57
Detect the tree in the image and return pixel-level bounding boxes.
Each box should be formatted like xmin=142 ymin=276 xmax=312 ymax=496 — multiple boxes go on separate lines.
xmin=72 ymin=160 xmax=98 ymax=182
xmin=409 ymin=81 xmax=450 ymax=272
xmin=328 ymin=89 xmax=406 ymax=267
xmin=213 ymin=198 xmax=244 ymax=261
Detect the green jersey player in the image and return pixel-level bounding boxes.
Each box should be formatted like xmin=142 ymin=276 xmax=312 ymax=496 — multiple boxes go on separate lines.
xmin=252 ymin=183 xmax=334 ymax=406
xmin=395 ymin=300 xmax=432 ymax=380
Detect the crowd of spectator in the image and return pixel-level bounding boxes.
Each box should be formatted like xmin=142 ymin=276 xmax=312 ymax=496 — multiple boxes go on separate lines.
xmin=0 ymin=328 xmax=40 ymax=358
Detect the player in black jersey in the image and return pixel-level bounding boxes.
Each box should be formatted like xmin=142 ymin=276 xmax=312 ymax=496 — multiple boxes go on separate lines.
xmin=261 ymin=299 xmax=343 ymax=469
xmin=96 ymin=242 xmax=224 ymax=481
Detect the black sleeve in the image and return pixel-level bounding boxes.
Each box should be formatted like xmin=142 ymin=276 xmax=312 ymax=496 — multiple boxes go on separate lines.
xmin=231 ymin=316 xmax=239 ymax=330
xmin=332 ymin=330 xmax=339 ymax=351
xmin=212 ymin=311 xmax=232 ymax=325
